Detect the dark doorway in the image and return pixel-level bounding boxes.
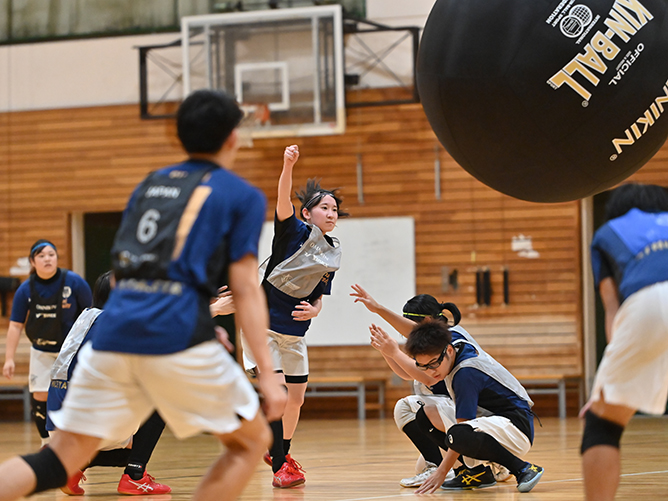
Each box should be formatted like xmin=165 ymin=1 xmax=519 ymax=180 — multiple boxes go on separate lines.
xmin=84 ymin=212 xmax=123 ymax=291
xmin=591 ymin=192 xmax=611 ymax=366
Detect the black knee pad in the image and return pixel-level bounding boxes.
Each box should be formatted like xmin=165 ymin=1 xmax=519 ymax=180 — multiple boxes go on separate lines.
xmin=447 ymin=423 xmax=480 ymax=456
xmin=21 ymin=446 xmax=68 ymax=494
xmin=581 ymin=410 xmax=624 ymax=454
xmin=415 ymin=405 xmax=449 ymax=449
xmin=30 ymin=396 xmax=47 ymax=419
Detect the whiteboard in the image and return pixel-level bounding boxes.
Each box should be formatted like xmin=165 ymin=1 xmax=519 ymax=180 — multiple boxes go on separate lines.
xmin=258 ymin=216 xmax=415 ymax=346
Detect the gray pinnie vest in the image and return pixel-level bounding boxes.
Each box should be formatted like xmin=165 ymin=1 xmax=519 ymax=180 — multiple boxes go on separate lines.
xmin=260 ymin=224 xmax=341 ymax=298
xmin=50 ymin=308 xmax=103 ymax=381
xmin=444 ymin=325 xmax=534 ymax=409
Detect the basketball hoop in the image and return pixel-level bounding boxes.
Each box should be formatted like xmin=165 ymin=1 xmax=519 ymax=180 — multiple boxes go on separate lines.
xmin=237 ymin=103 xmax=271 ymax=148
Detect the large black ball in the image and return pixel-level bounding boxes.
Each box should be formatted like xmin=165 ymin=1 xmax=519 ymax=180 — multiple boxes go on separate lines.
xmin=417 ymin=0 xmax=668 ymax=202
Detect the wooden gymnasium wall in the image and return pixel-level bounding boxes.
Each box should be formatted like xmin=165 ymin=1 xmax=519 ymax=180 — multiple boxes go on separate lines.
xmin=1 ymin=89 xmax=667 ymax=416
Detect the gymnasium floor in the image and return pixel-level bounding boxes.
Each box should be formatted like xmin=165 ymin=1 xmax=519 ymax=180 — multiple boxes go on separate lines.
xmin=2 ymin=416 xmax=667 ymax=500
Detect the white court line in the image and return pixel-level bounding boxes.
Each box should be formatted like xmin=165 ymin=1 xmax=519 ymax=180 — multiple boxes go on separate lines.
xmin=325 ymin=470 xmax=668 ymax=501
xmin=528 ymin=469 xmax=668 ymax=485
xmin=327 ymin=494 xmax=414 ymax=501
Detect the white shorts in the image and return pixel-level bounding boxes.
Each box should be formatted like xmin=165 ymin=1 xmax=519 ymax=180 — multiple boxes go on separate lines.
xmin=29 ymin=348 xmax=58 ymax=393
xmin=592 ymin=281 xmax=668 ymax=415
xmin=50 ymin=340 xmax=260 ymax=448
xmin=242 ymin=330 xmax=308 ymax=378
xmin=459 ymin=415 xmax=532 ymax=468
xmin=402 ymin=394 xmax=457 ymax=430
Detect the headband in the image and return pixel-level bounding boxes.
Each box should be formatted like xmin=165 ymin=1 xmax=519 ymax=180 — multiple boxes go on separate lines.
xmin=30 ymin=241 xmax=56 ymax=258
xmin=303 ymin=190 xmax=335 ymax=211
xmin=403 ymin=312 xmax=444 ymax=318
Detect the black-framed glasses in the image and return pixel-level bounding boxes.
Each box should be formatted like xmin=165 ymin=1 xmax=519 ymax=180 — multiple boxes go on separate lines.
xmin=414 ymin=345 xmax=449 ymax=371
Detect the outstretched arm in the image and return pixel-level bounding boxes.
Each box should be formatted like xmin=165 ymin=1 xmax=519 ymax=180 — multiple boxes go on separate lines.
xmin=276 ymin=145 xmax=300 ymax=222
xmin=351 ymin=284 xmax=416 ymax=337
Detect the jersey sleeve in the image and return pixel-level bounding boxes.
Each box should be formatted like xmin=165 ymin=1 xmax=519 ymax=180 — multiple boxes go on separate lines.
xmin=273 ymin=209 xmax=303 ymax=241
xmin=9 ymin=281 xmax=30 ymax=324
xmin=228 ymin=187 xmax=267 ymax=263
xmin=72 ymin=274 xmax=93 ymax=312
xmin=452 ymin=367 xmax=487 ymax=421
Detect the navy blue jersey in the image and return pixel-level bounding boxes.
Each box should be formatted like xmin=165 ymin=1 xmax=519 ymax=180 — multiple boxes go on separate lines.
xmin=262 ymin=210 xmax=334 ymax=337
xmin=428 ymin=380 xmax=450 ymax=397
xmin=591 ymin=208 xmax=668 ymax=303
xmin=10 ymin=269 xmax=92 ymax=352
xmin=93 ymin=159 xmax=266 ymax=355
xmin=450 ymin=332 xmax=534 ymax=443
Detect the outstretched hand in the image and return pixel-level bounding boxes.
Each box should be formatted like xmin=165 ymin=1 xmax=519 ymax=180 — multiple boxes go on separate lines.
xmin=415 ymin=465 xmax=449 ymax=494
xmin=369 ymin=323 xmax=400 ymax=358
xmin=350 ymin=284 xmax=380 ymax=313
xmin=283 ymin=145 xmax=299 ymax=169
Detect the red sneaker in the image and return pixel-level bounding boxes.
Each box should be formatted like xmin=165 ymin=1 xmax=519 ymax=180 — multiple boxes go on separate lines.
xmin=272 ymin=461 xmax=305 ymax=488
xmin=263 ymin=452 xmax=272 ymax=466
xmin=117 ymin=472 xmax=172 ymax=495
xmin=60 ymin=471 xmax=86 ymax=496
xmin=285 ymin=455 xmax=305 ymax=476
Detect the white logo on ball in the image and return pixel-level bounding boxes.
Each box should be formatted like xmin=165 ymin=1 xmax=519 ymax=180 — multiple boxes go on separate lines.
xmin=560 ymin=4 xmax=593 ymax=38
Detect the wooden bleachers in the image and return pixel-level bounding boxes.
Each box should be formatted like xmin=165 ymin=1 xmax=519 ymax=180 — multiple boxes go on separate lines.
xmin=305 ymin=316 xmax=582 ymax=419
xmin=307 ymin=345 xmax=396 ymax=420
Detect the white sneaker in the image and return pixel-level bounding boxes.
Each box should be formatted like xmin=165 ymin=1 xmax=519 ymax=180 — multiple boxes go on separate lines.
xmin=400 ymin=462 xmax=455 ymax=487
xmin=490 ymin=463 xmax=513 ymax=482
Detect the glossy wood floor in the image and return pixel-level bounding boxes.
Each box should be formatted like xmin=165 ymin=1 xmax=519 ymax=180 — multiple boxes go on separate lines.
xmin=2 ymin=416 xmax=668 ymax=500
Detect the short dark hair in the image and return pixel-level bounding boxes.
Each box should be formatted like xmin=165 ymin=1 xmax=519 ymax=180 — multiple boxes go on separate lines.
xmin=405 ymin=319 xmax=452 ymax=358
xmin=177 ymin=90 xmax=243 ymax=154
xmin=92 ymin=271 xmax=113 ymax=309
xmin=296 ymin=178 xmax=349 ymax=220
xmin=402 ymin=294 xmax=461 ymax=326
xmin=605 ymin=183 xmax=668 ymax=221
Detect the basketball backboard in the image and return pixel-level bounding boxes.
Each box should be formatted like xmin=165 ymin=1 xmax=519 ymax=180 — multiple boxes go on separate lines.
xmin=181 ymin=5 xmax=345 ymax=140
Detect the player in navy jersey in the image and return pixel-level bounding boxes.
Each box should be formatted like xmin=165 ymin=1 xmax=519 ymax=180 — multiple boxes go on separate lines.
xmin=373 ymin=319 xmax=543 ymax=494
xmin=351 ymin=285 xmax=511 ymax=488
xmin=244 ymin=145 xmax=348 ymax=488
xmin=3 ymin=240 xmax=92 ymax=447
xmin=396 ymin=320 xmax=543 ymax=494
xmin=0 ymin=89 xmax=285 ymax=501
xmin=582 ymin=183 xmax=668 ymax=501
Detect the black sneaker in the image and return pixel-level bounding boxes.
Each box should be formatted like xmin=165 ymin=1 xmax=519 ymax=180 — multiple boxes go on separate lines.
xmin=441 ymin=464 xmax=496 ymax=490
xmin=516 ymin=463 xmax=544 ymax=493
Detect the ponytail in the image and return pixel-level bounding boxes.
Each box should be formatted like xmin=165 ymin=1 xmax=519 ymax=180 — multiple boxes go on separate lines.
xmin=440 ymin=302 xmax=461 ymax=326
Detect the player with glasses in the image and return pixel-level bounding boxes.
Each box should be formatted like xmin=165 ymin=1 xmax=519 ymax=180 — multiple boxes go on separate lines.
xmin=352 ymin=287 xmax=523 ymax=490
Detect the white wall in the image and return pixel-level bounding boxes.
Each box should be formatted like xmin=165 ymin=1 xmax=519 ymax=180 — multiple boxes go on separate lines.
xmin=258 ymin=216 xmax=416 ymax=346
xmin=0 ymin=32 xmax=179 ymax=112
xmin=366 ymin=0 xmax=435 ymax=27
xmin=0 ymin=1 xmax=437 ymax=112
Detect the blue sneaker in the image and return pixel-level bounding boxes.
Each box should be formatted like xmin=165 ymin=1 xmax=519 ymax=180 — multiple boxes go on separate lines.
xmin=516 ymin=463 xmax=544 ymax=492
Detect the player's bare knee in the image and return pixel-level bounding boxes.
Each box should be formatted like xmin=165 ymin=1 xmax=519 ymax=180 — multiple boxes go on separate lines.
xmin=222 ymin=413 xmax=271 ymax=455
